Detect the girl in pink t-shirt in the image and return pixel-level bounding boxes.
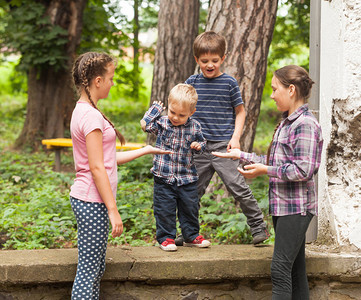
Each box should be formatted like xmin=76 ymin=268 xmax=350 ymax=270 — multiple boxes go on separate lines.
xmin=70 ymin=52 xmax=170 ymax=300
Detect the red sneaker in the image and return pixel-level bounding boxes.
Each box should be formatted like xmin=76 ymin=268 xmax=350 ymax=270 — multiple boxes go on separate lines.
xmin=160 ymin=238 xmax=177 ymax=251
xmin=184 ymin=235 xmax=211 ymax=248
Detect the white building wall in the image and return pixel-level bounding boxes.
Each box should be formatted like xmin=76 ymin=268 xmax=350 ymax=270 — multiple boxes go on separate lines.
xmin=318 ymin=0 xmax=361 ymax=249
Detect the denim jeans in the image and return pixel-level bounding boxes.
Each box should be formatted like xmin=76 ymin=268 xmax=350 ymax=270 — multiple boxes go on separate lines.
xmin=153 ymin=176 xmax=200 ymax=244
xmin=271 ymin=212 xmax=313 ymax=300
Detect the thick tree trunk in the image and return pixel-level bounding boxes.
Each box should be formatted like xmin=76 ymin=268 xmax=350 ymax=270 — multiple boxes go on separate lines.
xmin=206 ymin=0 xmax=278 ymax=152
xmin=15 ymin=0 xmax=87 ymax=149
xmin=148 ymin=0 xmax=200 ymax=144
xmin=150 ymin=0 xmax=200 ymax=106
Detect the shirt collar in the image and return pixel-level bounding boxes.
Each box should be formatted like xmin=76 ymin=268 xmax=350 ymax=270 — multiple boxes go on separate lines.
xmin=286 ymin=103 xmax=309 ymax=122
xmin=167 ymin=117 xmax=192 ymax=127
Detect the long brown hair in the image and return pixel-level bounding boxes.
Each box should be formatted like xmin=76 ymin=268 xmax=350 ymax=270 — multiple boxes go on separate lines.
xmin=72 ymin=52 xmax=125 ymax=145
xmin=266 ymin=65 xmax=314 ymax=164
xmin=274 ymin=65 xmax=314 ymax=101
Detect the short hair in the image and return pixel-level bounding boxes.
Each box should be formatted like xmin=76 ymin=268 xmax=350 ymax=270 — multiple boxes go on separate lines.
xmin=168 ymin=84 xmax=198 ymax=111
xmin=274 ymin=65 xmax=314 ymax=101
xmin=193 ymin=31 xmax=226 ymax=58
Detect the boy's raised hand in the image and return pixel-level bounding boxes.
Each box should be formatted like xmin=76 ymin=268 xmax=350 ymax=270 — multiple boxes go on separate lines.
xmin=153 ymin=100 xmax=166 ymax=111
xmin=212 ymin=148 xmax=242 ymax=160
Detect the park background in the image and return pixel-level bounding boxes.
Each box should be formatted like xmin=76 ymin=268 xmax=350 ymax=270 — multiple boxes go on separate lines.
xmin=0 ymin=0 xmax=311 ymax=250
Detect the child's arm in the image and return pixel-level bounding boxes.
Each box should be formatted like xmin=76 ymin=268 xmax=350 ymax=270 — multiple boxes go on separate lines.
xmin=227 ymin=104 xmax=245 ymax=151
xmin=140 ymin=101 xmax=165 ymax=134
xmin=116 ymin=145 xmax=172 ymax=165
xmin=86 ymin=129 xmax=123 ymax=238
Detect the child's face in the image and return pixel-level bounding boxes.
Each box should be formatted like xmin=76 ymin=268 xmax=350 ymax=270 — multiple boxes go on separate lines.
xmin=271 ymin=76 xmax=291 ymax=112
xmin=195 ymin=53 xmax=225 ymax=78
xmin=168 ymin=100 xmax=196 ymax=126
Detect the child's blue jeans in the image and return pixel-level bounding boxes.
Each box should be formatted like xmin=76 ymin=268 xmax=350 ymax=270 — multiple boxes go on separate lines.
xmin=70 ymin=196 xmax=109 ymax=300
xmin=153 ymin=176 xmax=200 ymax=244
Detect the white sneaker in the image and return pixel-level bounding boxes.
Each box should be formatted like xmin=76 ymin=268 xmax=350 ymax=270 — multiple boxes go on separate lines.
xmin=160 ymin=238 xmax=177 ymax=251
xmin=183 ymin=235 xmax=211 ymax=248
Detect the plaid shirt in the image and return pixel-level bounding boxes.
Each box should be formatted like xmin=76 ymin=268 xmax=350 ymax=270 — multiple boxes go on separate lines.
xmin=240 ymin=104 xmax=323 ymax=216
xmin=142 ymin=103 xmax=206 ymax=186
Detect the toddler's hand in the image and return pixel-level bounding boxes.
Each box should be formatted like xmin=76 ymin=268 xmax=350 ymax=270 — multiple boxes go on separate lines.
xmin=153 ymin=100 xmax=166 ymax=111
xmin=191 ymin=142 xmax=201 ymax=151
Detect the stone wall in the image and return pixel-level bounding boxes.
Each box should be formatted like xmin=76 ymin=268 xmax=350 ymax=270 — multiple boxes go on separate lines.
xmin=1 ymin=246 xmax=360 ymax=299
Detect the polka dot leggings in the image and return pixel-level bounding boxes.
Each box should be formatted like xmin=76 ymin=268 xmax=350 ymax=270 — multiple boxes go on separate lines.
xmin=70 ymin=197 xmax=109 ymax=300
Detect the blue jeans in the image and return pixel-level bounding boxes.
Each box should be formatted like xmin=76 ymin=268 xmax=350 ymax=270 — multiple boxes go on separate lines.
xmin=271 ymin=212 xmax=313 ymax=300
xmin=153 ymin=176 xmax=200 ymax=244
xmin=70 ymin=197 xmax=109 ymax=300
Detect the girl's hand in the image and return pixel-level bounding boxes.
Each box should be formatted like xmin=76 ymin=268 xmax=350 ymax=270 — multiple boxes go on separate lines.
xmin=108 ymin=209 xmax=123 ymax=238
xmin=144 ymin=145 xmax=173 ymax=155
xmin=238 ymin=163 xmax=268 ymax=179
xmin=190 ymin=141 xmax=201 ymax=151
xmin=212 ymin=148 xmax=242 ymax=160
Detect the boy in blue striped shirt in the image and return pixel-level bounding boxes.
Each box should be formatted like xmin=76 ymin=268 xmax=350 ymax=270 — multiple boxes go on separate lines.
xmin=141 ymin=84 xmax=210 ymax=251
xmin=180 ymin=31 xmax=268 ymax=245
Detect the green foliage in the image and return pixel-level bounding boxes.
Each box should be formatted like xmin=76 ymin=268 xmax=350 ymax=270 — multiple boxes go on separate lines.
xmin=0 ymin=2 xmax=68 ymax=72
xmin=80 ymin=0 xmax=130 ymax=54
xmin=0 ymin=151 xmax=76 ymax=249
xmin=269 ymin=0 xmax=310 ymax=70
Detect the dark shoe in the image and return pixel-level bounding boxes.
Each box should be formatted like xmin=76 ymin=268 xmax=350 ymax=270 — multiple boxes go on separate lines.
xmin=175 ymin=234 xmax=184 ymax=246
xmin=252 ymin=228 xmax=270 ymax=245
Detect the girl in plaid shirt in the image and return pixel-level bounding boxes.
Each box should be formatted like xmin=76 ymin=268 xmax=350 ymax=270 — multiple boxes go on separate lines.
xmin=213 ymin=65 xmax=323 ymax=299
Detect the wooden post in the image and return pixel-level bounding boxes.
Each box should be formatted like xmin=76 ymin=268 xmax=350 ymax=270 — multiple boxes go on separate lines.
xmin=54 ymin=149 xmax=61 ymax=172
xmin=306 ymin=0 xmax=321 ymax=243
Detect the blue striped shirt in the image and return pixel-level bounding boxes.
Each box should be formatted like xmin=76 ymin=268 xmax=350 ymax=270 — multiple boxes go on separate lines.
xmin=142 ymin=103 xmax=207 ymax=186
xmin=185 ymin=73 xmax=243 ymax=141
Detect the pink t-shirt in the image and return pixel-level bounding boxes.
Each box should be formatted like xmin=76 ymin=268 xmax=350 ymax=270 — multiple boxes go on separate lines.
xmin=70 ymin=102 xmax=117 ymax=203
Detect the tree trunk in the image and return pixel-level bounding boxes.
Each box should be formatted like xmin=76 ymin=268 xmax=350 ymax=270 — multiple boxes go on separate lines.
xmin=206 ymin=0 xmax=278 ymax=152
xmin=15 ymin=0 xmax=87 ymax=150
xmin=148 ymin=0 xmax=200 ymax=143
